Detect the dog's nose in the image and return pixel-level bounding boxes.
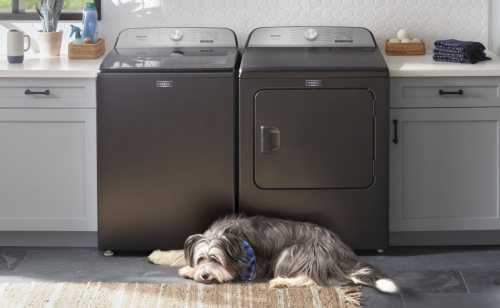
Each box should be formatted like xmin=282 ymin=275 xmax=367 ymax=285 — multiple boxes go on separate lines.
xmin=201 ymin=273 xmax=209 ymax=280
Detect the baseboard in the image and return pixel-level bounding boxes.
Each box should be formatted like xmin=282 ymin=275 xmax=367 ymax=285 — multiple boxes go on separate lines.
xmin=390 ymin=230 xmax=500 ymax=246
xmin=0 ymin=231 xmax=97 ymax=247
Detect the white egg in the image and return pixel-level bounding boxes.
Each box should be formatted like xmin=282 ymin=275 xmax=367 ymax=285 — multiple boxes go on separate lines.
xmin=396 ymin=29 xmax=410 ymax=41
xmin=389 ymin=38 xmax=400 ymax=43
xmin=401 ymin=38 xmax=412 ymax=43
xmin=412 ymin=38 xmax=421 ymax=43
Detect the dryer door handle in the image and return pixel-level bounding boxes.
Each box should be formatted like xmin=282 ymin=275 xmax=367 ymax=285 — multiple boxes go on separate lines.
xmin=261 ymin=125 xmax=280 ymax=154
xmin=261 ymin=125 xmax=271 ymax=153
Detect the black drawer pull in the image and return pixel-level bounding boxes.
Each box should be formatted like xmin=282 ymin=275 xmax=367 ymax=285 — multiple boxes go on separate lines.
xmin=25 ymin=90 xmax=50 ymax=95
xmin=439 ymin=89 xmax=463 ymax=95
xmin=393 ymin=119 xmax=398 ymax=144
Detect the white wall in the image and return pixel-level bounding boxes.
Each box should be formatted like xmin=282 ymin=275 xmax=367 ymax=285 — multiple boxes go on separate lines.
xmin=491 ymin=0 xmax=500 ymax=55
xmin=0 ymin=0 xmax=490 ymax=54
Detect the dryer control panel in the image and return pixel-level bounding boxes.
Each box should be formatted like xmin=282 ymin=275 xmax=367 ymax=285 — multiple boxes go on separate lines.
xmin=115 ymin=28 xmax=238 ymax=48
xmin=246 ymin=27 xmax=376 ymax=48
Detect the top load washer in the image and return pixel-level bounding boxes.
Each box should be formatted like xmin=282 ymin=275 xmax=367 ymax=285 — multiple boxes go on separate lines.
xmin=97 ymin=28 xmax=239 ymax=251
xmin=238 ymin=27 xmax=389 ymax=249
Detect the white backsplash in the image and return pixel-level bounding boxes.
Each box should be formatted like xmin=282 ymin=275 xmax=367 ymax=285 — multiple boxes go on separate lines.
xmin=0 ymin=0 xmax=490 ymax=55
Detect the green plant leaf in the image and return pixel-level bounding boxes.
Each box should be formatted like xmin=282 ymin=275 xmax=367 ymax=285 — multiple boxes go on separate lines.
xmin=53 ymin=0 xmax=64 ymax=31
xmin=35 ymin=0 xmax=48 ymax=32
xmin=35 ymin=0 xmax=64 ymax=32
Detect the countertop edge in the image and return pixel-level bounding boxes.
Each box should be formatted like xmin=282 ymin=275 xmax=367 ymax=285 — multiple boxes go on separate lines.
xmin=388 ymin=71 xmax=500 ymax=77
xmin=0 ymin=71 xmax=98 ymax=78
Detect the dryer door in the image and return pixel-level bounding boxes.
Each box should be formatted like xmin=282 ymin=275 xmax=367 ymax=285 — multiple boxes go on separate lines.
xmin=254 ymin=89 xmax=374 ymax=189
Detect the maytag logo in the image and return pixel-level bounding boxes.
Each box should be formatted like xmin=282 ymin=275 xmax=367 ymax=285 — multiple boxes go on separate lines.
xmin=306 ymin=80 xmax=322 ymax=87
xmin=157 ymin=81 xmax=173 ymax=87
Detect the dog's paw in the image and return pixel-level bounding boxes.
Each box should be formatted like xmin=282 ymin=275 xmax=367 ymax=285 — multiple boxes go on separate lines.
xmin=269 ymin=277 xmax=290 ymax=289
xmin=148 ymin=250 xmax=186 ymax=266
xmin=148 ymin=250 xmax=166 ymax=264
xmin=179 ymin=266 xmax=195 ymax=279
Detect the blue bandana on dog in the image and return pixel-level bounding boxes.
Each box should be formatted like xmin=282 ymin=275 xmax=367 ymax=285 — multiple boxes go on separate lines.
xmin=240 ymin=238 xmax=256 ymax=281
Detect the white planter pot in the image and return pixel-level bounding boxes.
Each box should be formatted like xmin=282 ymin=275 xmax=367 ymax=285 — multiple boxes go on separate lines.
xmin=37 ymin=31 xmax=63 ymax=57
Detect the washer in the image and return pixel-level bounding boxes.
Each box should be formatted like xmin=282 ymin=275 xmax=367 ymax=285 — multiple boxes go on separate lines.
xmin=97 ymin=28 xmax=239 ymax=251
xmin=239 ymin=27 xmax=389 ymax=249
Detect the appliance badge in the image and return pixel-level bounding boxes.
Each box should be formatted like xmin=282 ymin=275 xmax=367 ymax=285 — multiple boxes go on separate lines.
xmin=306 ymin=80 xmax=322 ymax=87
xmin=157 ymin=81 xmax=173 ymax=87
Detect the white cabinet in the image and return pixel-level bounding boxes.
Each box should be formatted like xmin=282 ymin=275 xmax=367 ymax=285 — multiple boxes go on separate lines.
xmin=0 ymin=78 xmax=97 ymax=232
xmin=390 ymin=107 xmax=500 ymax=231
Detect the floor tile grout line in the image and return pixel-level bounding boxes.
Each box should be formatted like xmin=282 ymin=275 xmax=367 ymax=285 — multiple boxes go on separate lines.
xmin=458 ymin=270 xmax=470 ymax=293
xmin=400 ymin=293 xmax=407 ymax=308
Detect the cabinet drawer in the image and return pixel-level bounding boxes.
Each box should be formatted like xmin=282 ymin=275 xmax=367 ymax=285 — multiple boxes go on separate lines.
xmin=0 ymin=78 xmax=96 ymax=108
xmin=391 ymin=77 xmax=500 ymax=108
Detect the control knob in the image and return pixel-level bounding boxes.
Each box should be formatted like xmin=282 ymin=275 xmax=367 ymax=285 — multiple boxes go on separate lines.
xmin=170 ymin=29 xmax=183 ymax=42
xmin=304 ymin=28 xmax=318 ymax=41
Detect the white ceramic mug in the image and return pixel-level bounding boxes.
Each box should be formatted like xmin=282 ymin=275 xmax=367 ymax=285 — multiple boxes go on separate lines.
xmin=7 ymin=30 xmax=30 ymax=63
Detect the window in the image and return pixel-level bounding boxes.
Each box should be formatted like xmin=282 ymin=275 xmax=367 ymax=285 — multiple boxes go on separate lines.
xmin=0 ymin=0 xmax=100 ymax=21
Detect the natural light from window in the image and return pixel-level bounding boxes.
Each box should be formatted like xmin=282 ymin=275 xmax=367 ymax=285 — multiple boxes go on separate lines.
xmin=0 ymin=0 xmax=89 ymax=11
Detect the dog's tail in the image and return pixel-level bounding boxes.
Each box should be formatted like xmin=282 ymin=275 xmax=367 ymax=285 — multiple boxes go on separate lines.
xmin=349 ymin=262 xmax=398 ymax=293
xmin=148 ymin=250 xmax=186 ymax=267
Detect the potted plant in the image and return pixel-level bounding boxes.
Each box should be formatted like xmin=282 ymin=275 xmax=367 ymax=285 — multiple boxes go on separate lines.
xmin=36 ymin=0 xmax=64 ymax=57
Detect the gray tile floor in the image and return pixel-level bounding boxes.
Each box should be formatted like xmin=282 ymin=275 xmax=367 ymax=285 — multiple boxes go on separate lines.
xmin=1 ymin=246 xmax=500 ymax=307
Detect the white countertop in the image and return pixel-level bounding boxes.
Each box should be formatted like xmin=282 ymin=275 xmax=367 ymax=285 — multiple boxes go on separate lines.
xmin=382 ymin=50 xmax=500 ymax=77
xmin=2 ymin=50 xmax=500 ymax=78
xmin=0 ymin=53 xmax=104 ymax=78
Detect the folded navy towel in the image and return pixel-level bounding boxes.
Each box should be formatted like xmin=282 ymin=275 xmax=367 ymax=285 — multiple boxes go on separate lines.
xmin=433 ymin=46 xmax=467 ymax=54
xmin=434 ymin=39 xmax=486 ymax=51
xmin=433 ymin=53 xmax=486 ymax=64
xmin=433 ymin=39 xmax=490 ymax=64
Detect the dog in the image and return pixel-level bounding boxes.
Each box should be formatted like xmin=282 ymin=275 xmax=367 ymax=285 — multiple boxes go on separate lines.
xmin=148 ymin=215 xmax=398 ymax=293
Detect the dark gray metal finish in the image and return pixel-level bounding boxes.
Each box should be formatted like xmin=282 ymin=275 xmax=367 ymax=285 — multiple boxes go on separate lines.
xmin=97 ymin=71 xmax=237 ymax=250
xmin=239 ymin=78 xmax=389 ymax=249
xmin=239 ymin=47 xmax=389 ymax=79
xmin=254 ymin=89 xmax=374 ymax=189
xmin=390 ymin=231 xmax=500 ymax=246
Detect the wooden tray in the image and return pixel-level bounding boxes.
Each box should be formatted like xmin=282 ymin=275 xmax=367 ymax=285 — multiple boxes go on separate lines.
xmin=385 ymin=40 xmax=425 ymax=56
xmin=68 ymin=38 xmax=105 ymax=59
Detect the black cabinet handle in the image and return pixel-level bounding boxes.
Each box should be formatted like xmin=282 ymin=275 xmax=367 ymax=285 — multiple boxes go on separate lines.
xmin=393 ymin=119 xmax=398 ymax=144
xmin=439 ymin=89 xmax=463 ymax=95
xmin=25 ymin=90 xmax=50 ymax=95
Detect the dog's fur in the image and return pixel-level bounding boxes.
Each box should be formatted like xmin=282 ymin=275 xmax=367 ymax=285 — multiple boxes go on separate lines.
xmin=148 ymin=215 xmax=398 ymax=293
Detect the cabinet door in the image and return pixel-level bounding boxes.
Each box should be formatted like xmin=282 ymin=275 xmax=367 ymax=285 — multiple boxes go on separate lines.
xmin=390 ymin=108 xmax=500 ymax=231
xmin=0 ymin=109 xmax=97 ymax=231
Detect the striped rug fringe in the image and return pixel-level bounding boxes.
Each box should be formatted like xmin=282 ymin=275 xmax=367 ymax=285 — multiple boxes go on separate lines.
xmin=0 ymin=282 xmax=363 ymax=308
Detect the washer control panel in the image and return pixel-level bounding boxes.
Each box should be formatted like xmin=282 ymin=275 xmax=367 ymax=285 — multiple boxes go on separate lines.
xmin=247 ymin=27 xmax=376 ymax=48
xmin=115 ymin=28 xmax=237 ymax=48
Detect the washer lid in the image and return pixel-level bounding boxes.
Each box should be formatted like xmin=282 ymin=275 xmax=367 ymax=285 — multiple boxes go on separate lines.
xmin=99 ymin=27 xmax=239 ymax=72
xmin=99 ymin=47 xmax=238 ymax=72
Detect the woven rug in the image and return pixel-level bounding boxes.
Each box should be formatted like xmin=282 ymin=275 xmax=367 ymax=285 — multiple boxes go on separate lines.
xmin=0 ymin=282 xmax=362 ymax=308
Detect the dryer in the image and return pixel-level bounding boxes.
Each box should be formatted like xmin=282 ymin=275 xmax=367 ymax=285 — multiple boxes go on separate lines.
xmin=238 ymin=27 xmax=389 ymax=249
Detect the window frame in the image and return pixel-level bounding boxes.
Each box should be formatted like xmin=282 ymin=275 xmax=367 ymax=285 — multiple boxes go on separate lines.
xmin=0 ymin=0 xmax=101 ymax=21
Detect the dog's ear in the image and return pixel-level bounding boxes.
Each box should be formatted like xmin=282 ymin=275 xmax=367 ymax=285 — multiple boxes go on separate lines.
xmin=218 ymin=233 xmax=244 ymax=262
xmin=184 ymin=234 xmax=203 ymax=267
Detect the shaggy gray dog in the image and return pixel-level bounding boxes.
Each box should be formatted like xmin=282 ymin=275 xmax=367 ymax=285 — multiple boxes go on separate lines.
xmin=149 ymin=215 xmax=397 ymax=293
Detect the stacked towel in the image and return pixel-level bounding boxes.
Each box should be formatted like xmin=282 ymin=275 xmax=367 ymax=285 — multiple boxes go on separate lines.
xmin=433 ymin=39 xmax=491 ymax=64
